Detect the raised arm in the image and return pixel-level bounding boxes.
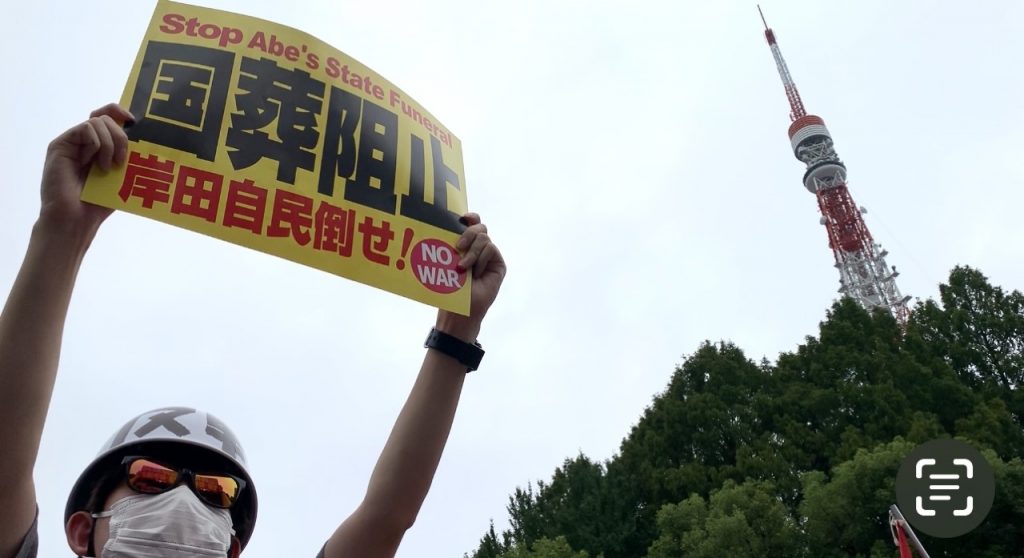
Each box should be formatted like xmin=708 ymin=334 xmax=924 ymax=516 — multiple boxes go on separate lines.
xmin=324 ymin=214 xmax=506 ymax=558
xmin=0 ymin=104 xmax=131 ymax=558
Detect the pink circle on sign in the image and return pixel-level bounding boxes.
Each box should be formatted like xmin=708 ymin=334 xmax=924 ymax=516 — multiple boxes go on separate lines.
xmin=409 ymin=238 xmax=467 ymax=294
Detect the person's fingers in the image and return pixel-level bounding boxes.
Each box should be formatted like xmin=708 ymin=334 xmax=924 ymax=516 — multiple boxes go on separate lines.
xmin=98 ymin=114 xmax=129 ymax=166
xmin=89 ymin=103 xmax=121 ymax=118
xmin=72 ymin=121 xmax=102 ymax=168
xmin=454 ymin=215 xmax=495 ymax=273
xmin=458 ymin=231 xmax=490 ymax=271
xmin=472 ymin=242 xmax=500 ymax=279
xmin=89 ymin=117 xmax=115 ymax=171
xmin=90 ymin=103 xmax=134 ymax=126
xmin=488 ymin=244 xmax=507 ymax=279
xmin=456 ymin=221 xmax=489 ymax=249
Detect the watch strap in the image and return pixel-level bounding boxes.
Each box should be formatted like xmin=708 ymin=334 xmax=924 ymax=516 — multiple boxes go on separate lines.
xmin=424 ymin=327 xmax=484 ymax=372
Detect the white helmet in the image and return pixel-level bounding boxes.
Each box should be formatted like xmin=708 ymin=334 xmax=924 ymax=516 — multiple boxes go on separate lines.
xmin=65 ymin=407 xmax=258 ymax=549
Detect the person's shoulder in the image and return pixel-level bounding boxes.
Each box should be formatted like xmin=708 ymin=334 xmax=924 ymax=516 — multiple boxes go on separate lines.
xmin=11 ymin=510 xmax=38 ymax=558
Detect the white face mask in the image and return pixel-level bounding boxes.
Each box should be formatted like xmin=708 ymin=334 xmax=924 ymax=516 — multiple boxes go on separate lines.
xmin=91 ymin=485 xmax=234 ymax=557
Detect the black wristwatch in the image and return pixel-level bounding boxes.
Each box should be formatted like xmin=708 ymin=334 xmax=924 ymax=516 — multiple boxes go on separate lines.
xmin=424 ymin=327 xmax=484 ymax=372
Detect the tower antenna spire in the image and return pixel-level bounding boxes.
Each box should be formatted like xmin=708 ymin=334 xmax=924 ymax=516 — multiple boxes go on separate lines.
xmin=759 ymin=12 xmax=911 ymax=327
xmin=759 ymin=8 xmax=807 ymax=121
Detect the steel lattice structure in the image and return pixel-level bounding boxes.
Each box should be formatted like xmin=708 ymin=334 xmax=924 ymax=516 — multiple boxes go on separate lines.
xmin=759 ymin=7 xmax=911 ymax=326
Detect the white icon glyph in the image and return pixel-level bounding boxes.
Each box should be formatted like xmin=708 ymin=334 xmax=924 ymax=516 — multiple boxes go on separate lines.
xmin=914 ymin=458 xmax=974 ymax=517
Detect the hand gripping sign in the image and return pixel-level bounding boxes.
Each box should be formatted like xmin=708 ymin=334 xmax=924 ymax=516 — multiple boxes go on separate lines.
xmin=83 ymin=0 xmax=472 ymax=314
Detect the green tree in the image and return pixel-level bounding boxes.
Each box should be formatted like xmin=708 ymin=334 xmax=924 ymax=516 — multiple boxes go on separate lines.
xmin=468 ymin=521 xmax=509 ymax=558
xmin=800 ymin=438 xmax=913 ymax=556
xmin=467 ymin=267 xmax=1024 ymax=558
xmin=925 ymin=453 xmax=1024 ymax=558
xmin=912 ymin=267 xmax=1024 ymax=417
xmin=606 ymin=341 xmax=765 ymax=557
xmin=502 ymin=537 xmax=590 ymax=558
xmin=506 ymin=455 xmax=611 ymax=554
xmin=955 ymin=398 xmax=1024 ymax=457
xmin=760 ymin=298 xmax=911 ymax=476
xmin=647 ymin=480 xmax=802 ymax=558
xmin=801 ymin=439 xmax=1024 ymax=557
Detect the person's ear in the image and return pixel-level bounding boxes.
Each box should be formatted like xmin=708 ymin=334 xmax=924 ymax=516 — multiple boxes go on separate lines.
xmin=229 ymin=535 xmax=241 ymax=558
xmin=66 ymin=511 xmax=94 ymax=556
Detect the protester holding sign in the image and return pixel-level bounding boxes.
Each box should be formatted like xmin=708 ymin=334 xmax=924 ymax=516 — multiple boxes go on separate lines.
xmin=0 ymin=103 xmax=505 ymax=558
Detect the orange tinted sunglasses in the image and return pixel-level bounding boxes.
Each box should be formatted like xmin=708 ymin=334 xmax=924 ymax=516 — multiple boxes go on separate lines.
xmin=121 ymin=456 xmax=245 ymax=509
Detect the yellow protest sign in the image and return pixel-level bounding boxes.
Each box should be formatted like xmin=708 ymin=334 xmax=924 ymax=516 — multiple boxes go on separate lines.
xmin=83 ymin=0 xmax=471 ymax=314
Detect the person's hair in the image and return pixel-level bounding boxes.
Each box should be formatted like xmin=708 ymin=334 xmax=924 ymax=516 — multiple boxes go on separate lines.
xmin=83 ymin=468 xmax=123 ymax=514
xmin=79 ymin=465 xmax=125 ymax=558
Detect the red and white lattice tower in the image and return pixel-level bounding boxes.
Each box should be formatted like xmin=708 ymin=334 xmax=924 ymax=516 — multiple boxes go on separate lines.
xmin=759 ymin=7 xmax=911 ymax=326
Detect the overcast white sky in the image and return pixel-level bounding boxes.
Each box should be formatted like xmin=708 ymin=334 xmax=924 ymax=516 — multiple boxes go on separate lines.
xmin=1 ymin=1 xmax=1022 ymax=557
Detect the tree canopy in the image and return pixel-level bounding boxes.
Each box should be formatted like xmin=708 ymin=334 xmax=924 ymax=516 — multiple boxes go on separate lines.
xmin=466 ymin=266 xmax=1024 ymax=558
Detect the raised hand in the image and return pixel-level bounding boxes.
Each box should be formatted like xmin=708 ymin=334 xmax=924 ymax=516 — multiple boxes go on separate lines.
xmin=38 ymin=103 xmax=133 ymax=239
xmin=435 ymin=212 xmax=506 ymax=342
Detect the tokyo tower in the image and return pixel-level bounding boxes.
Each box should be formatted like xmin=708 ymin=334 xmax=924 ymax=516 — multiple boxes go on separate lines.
xmin=759 ymin=7 xmax=911 ymax=325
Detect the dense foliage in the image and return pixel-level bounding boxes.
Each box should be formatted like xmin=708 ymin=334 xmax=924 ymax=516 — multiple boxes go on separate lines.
xmin=467 ymin=267 xmax=1024 ymax=557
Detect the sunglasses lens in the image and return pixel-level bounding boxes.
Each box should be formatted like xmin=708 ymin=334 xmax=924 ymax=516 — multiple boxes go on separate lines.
xmin=194 ymin=474 xmax=240 ymax=508
xmin=127 ymin=458 xmax=179 ymax=494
